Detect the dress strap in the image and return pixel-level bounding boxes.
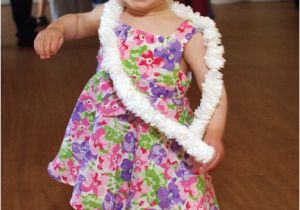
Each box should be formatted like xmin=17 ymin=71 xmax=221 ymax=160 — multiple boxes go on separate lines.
xmin=173 ymin=19 xmax=201 ymax=49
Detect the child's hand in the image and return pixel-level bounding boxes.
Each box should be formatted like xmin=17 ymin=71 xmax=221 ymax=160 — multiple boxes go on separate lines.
xmin=199 ymin=139 xmax=225 ymax=173
xmin=34 ymin=27 xmax=64 ymax=60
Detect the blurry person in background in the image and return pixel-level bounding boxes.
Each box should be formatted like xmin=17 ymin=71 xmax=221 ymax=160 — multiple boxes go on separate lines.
xmin=36 ymin=0 xmax=50 ymax=27
xmin=10 ymin=0 xmax=37 ymax=47
xmin=179 ymin=0 xmax=216 ymax=19
xmin=48 ymin=0 xmax=92 ymax=21
xmin=92 ymin=0 xmax=108 ymax=8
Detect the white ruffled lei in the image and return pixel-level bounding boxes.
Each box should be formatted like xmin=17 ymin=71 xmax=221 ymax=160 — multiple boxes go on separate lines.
xmin=98 ymin=0 xmax=226 ymax=164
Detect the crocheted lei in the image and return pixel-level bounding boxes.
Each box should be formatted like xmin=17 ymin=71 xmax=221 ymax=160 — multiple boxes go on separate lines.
xmin=98 ymin=0 xmax=226 ymax=164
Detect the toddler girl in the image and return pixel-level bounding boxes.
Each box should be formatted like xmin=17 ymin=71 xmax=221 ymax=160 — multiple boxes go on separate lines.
xmin=34 ymin=0 xmax=228 ymax=209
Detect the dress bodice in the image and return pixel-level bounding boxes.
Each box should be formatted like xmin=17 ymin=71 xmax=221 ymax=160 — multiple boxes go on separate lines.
xmin=95 ymin=19 xmax=200 ymax=125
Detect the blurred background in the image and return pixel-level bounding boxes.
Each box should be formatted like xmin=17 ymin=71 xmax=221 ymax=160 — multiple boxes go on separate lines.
xmin=2 ymin=0 xmax=299 ymax=209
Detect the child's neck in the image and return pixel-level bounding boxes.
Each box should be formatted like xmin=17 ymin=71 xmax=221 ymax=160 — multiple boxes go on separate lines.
xmin=124 ymin=1 xmax=169 ymax=17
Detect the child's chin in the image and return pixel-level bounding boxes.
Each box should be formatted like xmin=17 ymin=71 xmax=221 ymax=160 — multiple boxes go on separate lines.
xmin=123 ymin=0 xmax=155 ymax=10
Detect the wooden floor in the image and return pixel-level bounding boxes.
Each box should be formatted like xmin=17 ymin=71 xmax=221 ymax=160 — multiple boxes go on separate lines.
xmin=2 ymin=1 xmax=299 ymax=210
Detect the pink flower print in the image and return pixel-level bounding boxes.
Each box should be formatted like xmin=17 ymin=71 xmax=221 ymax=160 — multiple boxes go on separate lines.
xmin=174 ymin=111 xmax=180 ymax=121
xmin=71 ymin=203 xmax=83 ymax=210
xmin=100 ymin=80 xmax=113 ymax=92
xmin=133 ymin=30 xmax=155 ymax=46
xmin=48 ymin=158 xmax=63 ymax=179
xmin=133 ymin=155 xmax=147 ymax=173
xmin=99 ymin=98 xmax=127 ymax=116
xmin=136 ymin=79 xmax=149 ymax=93
xmin=196 ymin=196 xmax=207 ymax=210
xmin=161 ymin=162 xmax=172 ymax=180
xmin=90 ymin=127 xmax=107 ymax=155
xmin=185 ymin=201 xmax=192 ymax=210
xmin=71 ymin=117 xmax=90 ymax=139
xmin=179 ymin=176 xmax=198 ymax=198
xmin=131 ymin=178 xmax=144 ymax=198
xmin=156 ymin=100 xmax=169 ymax=115
xmin=100 ymin=144 xmax=122 ymax=172
xmin=136 ymin=50 xmax=164 ymax=76
xmin=203 ymin=173 xmax=217 ymax=202
xmin=120 ymin=40 xmax=130 ymax=60
xmin=116 ymin=183 xmax=132 ymax=202
xmin=66 ymin=159 xmax=80 ymax=182
xmin=79 ymin=93 xmax=94 ymax=111
xmin=96 ymin=54 xmax=103 ymax=71
xmin=176 ymin=80 xmax=185 ymax=96
xmin=175 ymin=20 xmax=194 ymax=40
xmin=139 ymin=121 xmax=149 ymax=133
xmin=79 ymin=172 xmax=102 ymax=194
xmin=178 ymin=70 xmax=189 ymax=82
xmin=53 ymin=160 xmax=62 ymax=171
xmin=161 ymin=158 xmax=177 ymax=180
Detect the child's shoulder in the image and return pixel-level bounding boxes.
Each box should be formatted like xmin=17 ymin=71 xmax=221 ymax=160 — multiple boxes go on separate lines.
xmin=87 ymin=4 xmax=105 ymax=23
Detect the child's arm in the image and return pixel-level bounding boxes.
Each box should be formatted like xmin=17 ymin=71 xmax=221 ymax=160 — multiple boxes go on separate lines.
xmin=184 ymin=32 xmax=228 ymax=172
xmin=34 ymin=4 xmax=104 ymax=59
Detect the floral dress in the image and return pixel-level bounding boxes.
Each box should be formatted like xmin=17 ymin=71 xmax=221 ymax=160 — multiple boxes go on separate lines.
xmin=47 ymin=18 xmax=220 ymax=210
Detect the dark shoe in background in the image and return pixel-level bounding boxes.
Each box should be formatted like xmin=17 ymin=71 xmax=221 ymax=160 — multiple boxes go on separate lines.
xmin=36 ymin=16 xmax=50 ymax=27
xmin=17 ymin=31 xmax=38 ymax=48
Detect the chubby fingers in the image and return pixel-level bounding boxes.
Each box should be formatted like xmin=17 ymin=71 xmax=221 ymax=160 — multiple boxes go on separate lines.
xmin=34 ymin=30 xmax=63 ymax=59
xmin=34 ymin=31 xmax=45 ymax=59
xmin=202 ymin=151 xmax=219 ymax=172
xmin=43 ymin=34 xmax=52 ymax=59
xmin=56 ymin=37 xmax=64 ymax=54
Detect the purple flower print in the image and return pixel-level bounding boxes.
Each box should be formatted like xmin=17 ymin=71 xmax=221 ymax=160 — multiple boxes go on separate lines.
xmin=121 ymin=170 xmax=132 ymax=183
xmin=71 ymin=101 xmax=85 ymax=122
xmin=125 ymin=190 xmax=134 ymax=209
xmin=185 ymin=28 xmax=197 ymax=40
xmin=77 ymin=174 xmax=86 ymax=183
xmin=210 ymin=205 xmax=220 ymax=210
xmin=122 ymin=131 xmax=136 ymax=153
xmin=148 ymin=143 xmax=167 ymax=165
xmin=114 ymin=24 xmax=131 ymax=41
xmin=81 ymin=150 xmax=97 ymax=167
xmin=115 ymin=203 xmax=124 ymax=210
xmin=157 ymin=181 xmax=184 ymax=209
xmin=175 ymin=160 xmax=193 ymax=181
xmin=148 ymin=83 xmax=176 ymax=103
xmin=120 ymin=158 xmax=133 ymax=182
xmin=171 ymin=98 xmax=184 ymax=106
xmin=103 ymin=191 xmax=116 ymax=210
xmin=72 ymin=141 xmax=87 ymax=154
xmin=73 ymin=174 xmax=85 ymax=194
xmin=72 ymin=140 xmax=88 ymax=162
xmin=102 ymin=191 xmax=124 ymax=210
xmin=158 ymin=36 xmax=164 ymax=43
xmin=151 ymin=86 xmax=175 ymax=98
xmin=170 ymin=139 xmax=183 ymax=152
xmin=121 ymin=159 xmax=134 ymax=170
xmin=154 ymin=40 xmax=182 ymax=71
xmin=117 ymin=113 xmax=138 ymax=124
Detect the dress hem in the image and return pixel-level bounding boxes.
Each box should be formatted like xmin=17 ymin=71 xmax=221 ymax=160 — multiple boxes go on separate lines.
xmin=47 ymin=161 xmax=76 ymax=187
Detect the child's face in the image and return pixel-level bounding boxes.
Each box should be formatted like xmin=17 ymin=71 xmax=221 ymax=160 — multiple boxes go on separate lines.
xmin=121 ymin=0 xmax=168 ymax=11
